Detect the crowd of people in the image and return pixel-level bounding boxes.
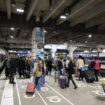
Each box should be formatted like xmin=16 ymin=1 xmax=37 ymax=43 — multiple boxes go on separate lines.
xmin=3 ymin=54 xmax=100 ymax=91
xmin=4 ymin=55 xmax=34 ymax=84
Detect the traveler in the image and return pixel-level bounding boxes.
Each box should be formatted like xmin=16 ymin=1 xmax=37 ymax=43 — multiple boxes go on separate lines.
xmin=17 ymin=57 xmax=26 ymax=78
xmin=41 ymin=60 xmax=46 ymax=86
xmin=46 ymin=57 xmax=52 ymax=75
xmin=9 ymin=55 xmax=17 ymax=84
xmin=27 ymin=56 xmax=32 ymax=71
xmin=66 ymin=57 xmax=69 ymax=68
xmin=93 ymin=57 xmax=100 ymax=82
xmin=88 ymin=59 xmax=95 ymax=71
xmin=57 ymin=57 xmax=63 ymax=75
xmin=31 ymin=59 xmax=35 ymax=71
xmin=4 ymin=57 xmax=10 ymax=78
xmin=54 ymin=57 xmax=58 ymax=70
xmin=67 ymin=57 xmax=77 ymax=89
xmin=33 ymin=57 xmax=42 ymax=91
xmin=77 ymin=55 xmax=85 ymax=80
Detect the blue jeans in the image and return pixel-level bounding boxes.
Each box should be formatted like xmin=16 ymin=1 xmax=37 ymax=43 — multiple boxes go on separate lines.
xmin=35 ymin=77 xmax=42 ymax=91
xmin=42 ymin=72 xmax=45 ymax=85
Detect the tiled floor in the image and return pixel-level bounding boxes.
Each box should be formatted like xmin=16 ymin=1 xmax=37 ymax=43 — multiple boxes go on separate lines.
xmin=0 ymin=73 xmax=105 ymax=105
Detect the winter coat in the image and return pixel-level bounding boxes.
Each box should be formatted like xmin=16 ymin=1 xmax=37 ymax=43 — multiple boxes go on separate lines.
xmin=94 ymin=60 xmax=100 ymax=70
xmin=10 ymin=58 xmax=17 ymax=74
xmin=77 ymin=59 xmax=84 ymax=69
xmin=68 ymin=61 xmax=75 ymax=75
xmin=57 ymin=60 xmax=63 ymax=70
xmin=18 ymin=59 xmax=25 ymax=70
xmin=33 ymin=61 xmax=42 ymax=77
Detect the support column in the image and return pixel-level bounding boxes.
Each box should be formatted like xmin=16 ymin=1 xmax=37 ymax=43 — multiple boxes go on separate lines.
xmin=31 ymin=27 xmax=44 ymax=59
xmin=68 ymin=45 xmax=77 ymax=60
xmin=31 ymin=28 xmax=36 ymax=59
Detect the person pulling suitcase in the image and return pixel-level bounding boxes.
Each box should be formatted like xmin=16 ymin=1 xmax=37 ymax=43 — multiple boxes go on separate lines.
xmin=67 ymin=57 xmax=77 ymax=89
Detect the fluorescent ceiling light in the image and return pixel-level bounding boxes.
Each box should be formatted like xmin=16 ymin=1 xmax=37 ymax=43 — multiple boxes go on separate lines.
xmin=10 ymin=27 xmax=15 ymax=30
xmin=16 ymin=8 xmax=24 ymax=13
xmin=84 ymin=50 xmax=89 ymax=53
xmin=11 ymin=1 xmax=16 ymax=7
xmin=102 ymin=49 xmax=105 ymax=53
xmin=10 ymin=36 xmax=14 ymax=38
xmin=9 ymin=50 xmax=13 ymax=53
xmin=60 ymin=15 xmax=67 ymax=19
xmin=92 ymin=50 xmax=97 ymax=52
xmin=44 ymin=30 xmax=47 ymax=33
xmin=88 ymin=34 xmax=92 ymax=38
xmin=14 ymin=51 xmax=17 ymax=53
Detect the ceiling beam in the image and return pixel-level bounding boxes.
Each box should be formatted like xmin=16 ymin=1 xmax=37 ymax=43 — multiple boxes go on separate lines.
xmin=26 ymin=0 xmax=40 ymax=21
xmin=85 ymin=13 xmax=105 ymax=29
xmin=71 ymin=0 xmax=105 ymax=27
xmin=57 ymin=0 xmax=98 ymax=25
xmin=98 ymin=23 xmax=105 ymax=31
xmin=51 ymin=0 xmax=74 ymax=19
xmin=0 ymin=38 xmax=31 ymax=44
xmin=45 ymin=33 xmax=60 ymax=40
xmin=43 ymin=0 xmax=67 ymax=23
xmin=6 ymin=0 xmax=11 ymax=19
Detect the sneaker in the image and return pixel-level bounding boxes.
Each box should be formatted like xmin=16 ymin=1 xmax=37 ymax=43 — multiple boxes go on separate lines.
xmin=67 ymin=84 xmax=69 ymax=87
xmin=9 ymin=81 xmax=12 ymax=84
xmin=74 ymin=87 xmax=77 ymax=89
xmin=12 ymin=82 xmax=16 ymax=84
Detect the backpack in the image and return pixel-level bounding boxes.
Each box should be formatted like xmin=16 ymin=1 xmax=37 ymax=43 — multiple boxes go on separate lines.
xmin=28 ymin=58 xmax=32 ymax=65
xmin=90 ymin=61 xmax=95 ymax=68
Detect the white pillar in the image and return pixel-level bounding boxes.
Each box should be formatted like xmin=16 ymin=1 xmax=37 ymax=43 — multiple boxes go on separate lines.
xmin=68 ymin=45 xmax=77 ymax=60
xmin=31 ymin=28 xmax=36 ymax=59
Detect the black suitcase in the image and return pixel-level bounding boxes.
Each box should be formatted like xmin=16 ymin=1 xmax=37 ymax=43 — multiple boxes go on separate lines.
xmin=83 ymin=70 xmax=95 ymax=83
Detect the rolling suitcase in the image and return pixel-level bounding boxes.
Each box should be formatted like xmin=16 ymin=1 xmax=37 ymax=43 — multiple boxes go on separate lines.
xmin=26 ymin=82 xmax=35 ymax=94
xmin=59 ymin=76 xmax=67 ymax=88
xmin=83 ymin=70 xmax=95 ymax=83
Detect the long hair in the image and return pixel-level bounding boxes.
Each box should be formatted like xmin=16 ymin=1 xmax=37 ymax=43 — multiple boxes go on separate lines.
xmin=36 ymin=58 xmax=42 ymax=72
xmin=37 ymin=62 xmax=42 ymax=72
xmin=69 ymin=57 xmax=72 ymax=62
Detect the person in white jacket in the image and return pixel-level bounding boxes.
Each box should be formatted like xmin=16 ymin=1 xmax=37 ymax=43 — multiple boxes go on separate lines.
xmin=66 ymin=57 xmax=69 ymax=68
xmin=77 ymin=56 xmax=85 ymax=80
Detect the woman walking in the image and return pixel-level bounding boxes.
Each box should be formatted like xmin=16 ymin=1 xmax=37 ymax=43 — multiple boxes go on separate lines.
xmin=33 ymin=57 xmax=42 ymax=91
xmin=67 ymin=57 xmax=77 ymax=89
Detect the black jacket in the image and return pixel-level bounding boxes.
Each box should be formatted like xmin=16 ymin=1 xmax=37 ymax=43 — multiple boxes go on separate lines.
xmin=68 ymin=61 xmax=75 ymax=75
xmin=18 ymin=59 xmax=25 ymax=70
xmin=10 ymin=58 xmax=17 ymax=73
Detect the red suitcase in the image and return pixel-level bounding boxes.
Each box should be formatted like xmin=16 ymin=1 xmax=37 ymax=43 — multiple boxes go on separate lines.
xmin=26 ymin=82 xmax=35 ymax=94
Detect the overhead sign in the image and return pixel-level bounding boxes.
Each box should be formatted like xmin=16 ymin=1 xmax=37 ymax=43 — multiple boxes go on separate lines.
xmin=74 ymin=52 xmax=98 ymax=58
xmin=99 ymin=53 xmax=105 ymax=57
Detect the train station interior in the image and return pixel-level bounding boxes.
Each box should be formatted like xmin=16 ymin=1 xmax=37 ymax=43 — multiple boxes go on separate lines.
xmin=0 ymin=0 xmax=105 ymax=105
